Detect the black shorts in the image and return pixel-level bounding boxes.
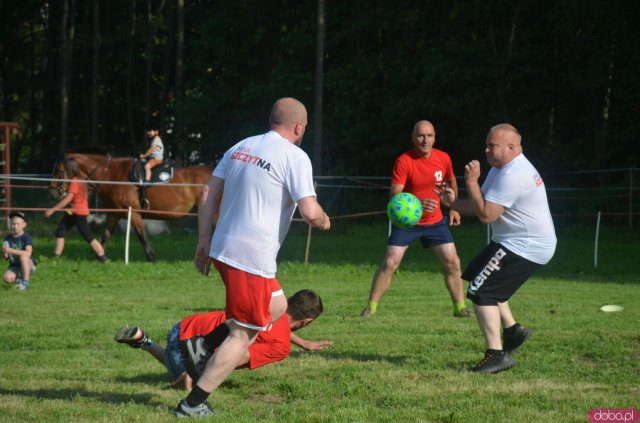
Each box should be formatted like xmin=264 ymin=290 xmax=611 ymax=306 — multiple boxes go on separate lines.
xmin=55 ymin=214 xmax=95 ymax=243
xmin=387 ymin=217 xmax=455 ymax=248
xmin=462 ymin=242 xmax=541 ymax=306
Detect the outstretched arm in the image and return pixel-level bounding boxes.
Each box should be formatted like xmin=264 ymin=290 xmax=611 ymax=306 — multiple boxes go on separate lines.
xmin=45 ymin=192 xmax=75 ymax=218
xmin=297 ymin=196 xmax=330 ymax=230
xmin=290 ymin=332 xmax=334 ymax=351
xmin=194 ymin=175 xmax=224 ymax=275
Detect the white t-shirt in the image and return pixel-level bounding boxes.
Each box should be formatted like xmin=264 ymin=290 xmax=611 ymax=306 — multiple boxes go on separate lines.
xmin=150 ymin=136 xmax=164 ymax=160
xmin=482 ymin=154 xmax=557 ymax=264
xmin=210 ymin=131 xmax=316 ymax=277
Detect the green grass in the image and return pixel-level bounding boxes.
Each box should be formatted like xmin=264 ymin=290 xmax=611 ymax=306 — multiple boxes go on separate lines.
xmin=1 ymin=222 xmax=639 ymax=422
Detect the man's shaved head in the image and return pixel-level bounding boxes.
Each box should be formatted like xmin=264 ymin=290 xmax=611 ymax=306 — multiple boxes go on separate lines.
xmin=269 ymin=98 xmax=307 ymax=128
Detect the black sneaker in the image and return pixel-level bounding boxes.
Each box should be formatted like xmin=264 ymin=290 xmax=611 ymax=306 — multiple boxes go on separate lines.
xmin=175 ymin=399 xmax=213 ymax=418
xmin=114 ymin=325 xmax=150 ymax=349
xmin=97 ymin=255 xmax=109 ymax=263
xmin=179 ymin=336 xmax=211 ymax=382
xmin=470 ymin=351 xmax=516 ymax=374
xmin=503 ymin=324 xmax=532 ymax=353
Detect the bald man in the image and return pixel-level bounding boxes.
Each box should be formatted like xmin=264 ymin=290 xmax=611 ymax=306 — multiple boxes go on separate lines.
xmin=360 ymin=120 xmax=470 ymax=319
xmin=438 ymin=124 xmax=556 ymax=374
xmin=179 ymin=97 xmax=331 ymax=417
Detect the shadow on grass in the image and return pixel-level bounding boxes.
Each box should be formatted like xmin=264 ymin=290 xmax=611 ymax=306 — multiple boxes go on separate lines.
xmin=291 ymin=350 xmax=411 ymax=365
xmin=115 ymin=372 xmax=169 ymax=386
xmin=0 ymin=387 xmax=156 ymax=406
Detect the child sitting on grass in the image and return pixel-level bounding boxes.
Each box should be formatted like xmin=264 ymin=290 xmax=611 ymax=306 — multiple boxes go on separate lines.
xmin=2 ymin=211 xmax=36 ymax=291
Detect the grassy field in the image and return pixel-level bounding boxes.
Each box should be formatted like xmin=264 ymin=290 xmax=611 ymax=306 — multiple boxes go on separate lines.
xmin=1 ymin=221 xmax=638 ymax=422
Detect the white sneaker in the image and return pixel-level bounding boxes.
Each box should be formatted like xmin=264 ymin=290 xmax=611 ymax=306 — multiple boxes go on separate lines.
xmin=16 ymin=280 xmax=30 ymax=291
xmin=175 ymin=399 xmax=213 ymax=418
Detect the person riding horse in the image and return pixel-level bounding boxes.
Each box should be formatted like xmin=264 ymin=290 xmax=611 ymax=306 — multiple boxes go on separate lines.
xmin=49 ymin=149 xmax=212 ymax=262
xmin=138 ymin=120 xmax=165 ymax=209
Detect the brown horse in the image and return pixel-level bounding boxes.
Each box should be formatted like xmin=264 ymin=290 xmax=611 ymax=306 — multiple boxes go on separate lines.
xmin=48 ymin=149 xmax=212 ymax=261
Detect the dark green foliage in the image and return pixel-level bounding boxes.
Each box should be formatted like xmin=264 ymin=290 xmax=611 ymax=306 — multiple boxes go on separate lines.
xmin=1 ymin=0 xmax=638 ymax=174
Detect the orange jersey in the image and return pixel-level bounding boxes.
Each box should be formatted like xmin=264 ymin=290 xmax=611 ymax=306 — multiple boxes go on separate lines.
xmin=180 ymin=311 xmax=291 ymax=370
xmin=68 ymin=177 xmax=90 ymax=216
xmin=391 ymin=148 xmax=454 ymax=225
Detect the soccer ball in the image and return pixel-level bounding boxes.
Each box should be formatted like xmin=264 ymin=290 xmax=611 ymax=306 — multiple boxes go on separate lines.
xmin=387 ymin=193 xmax=423 ymax=228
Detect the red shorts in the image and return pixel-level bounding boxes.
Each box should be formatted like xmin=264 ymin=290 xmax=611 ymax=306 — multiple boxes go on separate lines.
xmin=213 ymin=259 xmax=283 ymax=331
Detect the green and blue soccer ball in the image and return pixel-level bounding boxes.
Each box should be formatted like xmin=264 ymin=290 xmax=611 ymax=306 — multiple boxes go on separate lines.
xmin=387 ymin=193 xmax=423 ymax=228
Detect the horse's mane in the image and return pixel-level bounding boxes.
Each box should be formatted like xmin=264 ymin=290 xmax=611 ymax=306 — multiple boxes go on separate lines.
xmin=67 ymin=146 xmax=111 ymax=155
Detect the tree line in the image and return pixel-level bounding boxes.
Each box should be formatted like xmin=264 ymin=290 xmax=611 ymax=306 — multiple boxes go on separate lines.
xmin=0 ymin=0 xmax=638 ymax=176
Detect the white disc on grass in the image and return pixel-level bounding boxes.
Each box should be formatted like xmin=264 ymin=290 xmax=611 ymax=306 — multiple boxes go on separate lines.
xmin=600 ymin=304 xmax=624 ymax=313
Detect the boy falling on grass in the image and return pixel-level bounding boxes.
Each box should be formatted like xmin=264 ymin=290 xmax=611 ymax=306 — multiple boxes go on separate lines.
xmin=114 ymin=289 xmax=333 ymax=390
xmin=2 ymin=211 xmax=36 ymax=291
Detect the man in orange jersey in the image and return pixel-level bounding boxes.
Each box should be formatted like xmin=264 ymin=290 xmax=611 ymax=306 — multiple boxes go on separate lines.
xmin=360 ymin=121 xmax=469 ymax=319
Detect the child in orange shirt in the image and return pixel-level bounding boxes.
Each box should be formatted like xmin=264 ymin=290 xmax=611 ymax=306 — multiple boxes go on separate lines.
xmin=44 ymin=158 xmax=108 ymax=262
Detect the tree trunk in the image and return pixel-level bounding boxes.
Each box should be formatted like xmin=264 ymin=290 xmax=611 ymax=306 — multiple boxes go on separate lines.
xmin=41 ymin=0 xmax=58 ymax=169
xmin=143 ymin=0 xmax=154 ymax=143
xmin=60 ymin=0 xmax=76 ymax=154
xmin=174 ymin=0 xmax=184 ymax=160
xmin=29 ymin=16 xmax=40 ymax=169
xmin=312 ymin=0 xmax=325 ymax=176
xmin=602 ymin=32 xmax=615 ymax=129
xmin=126 ymin=0 xmax=137 ymax=151
xmin=489 ymin=0 xmax=520 ymax=122
xmin=160 ymin=0 xmax=175 ymax=140
xmin=90 ymin=0 xmax=100 ymax=145
xmin=0 ymin=0 xmax=5 ymax=120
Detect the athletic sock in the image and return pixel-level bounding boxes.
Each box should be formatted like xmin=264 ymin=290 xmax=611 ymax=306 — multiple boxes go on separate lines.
xmin=140 ymin=339 xmax=154 ymax=351
xmin=203 ymin=323 xmax=230 ymax=353
xmin=486 ymin=349 xmax=504 ymax=356
xmin=503 ymin=323 xmax=518 ymax=337
xmin=185 ymin=385 xmax=211 ymax=407
xmin=453 ymin=301 xmax=466 ymax=314
xmin=368 ymin=301 xmax=378 ymax=314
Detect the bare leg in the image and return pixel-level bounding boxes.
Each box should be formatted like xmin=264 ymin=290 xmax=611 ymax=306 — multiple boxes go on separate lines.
xmin=431 ymin=243 xmax=464 ymax=304
xmin=89 ymin=239 xmax=105 ymax=257
xmin=3 ymin=270 xmax=17 ymax=284
xmin=367 ymin=245 xmax=408 ymax=302
xmin=144 ymin=164 xmax=152 ymax=181
xmin=195 ymin=321 xmax=258 ymax=393
xmin=498 ymin=301 xmax=516 ymax=328
xmin=19 ymin=255 xmax=32 ymax=281
xmin=146 ymin=343 xmax=167 ymax=365
xmin=138 ymin=340 xmax=194 ymax=390
xmin=171 ymin=372 xmax=193 ymax=391
xmin=474 ymin=304 xmax=502 ymax=350
xmin=54 ymin=237 xmax=65 ymax=256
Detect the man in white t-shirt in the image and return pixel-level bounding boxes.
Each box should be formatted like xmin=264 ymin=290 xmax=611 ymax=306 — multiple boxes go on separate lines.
xmin=176 ymin=97 xmax=331 ymax=417
xmin=438 ymin=124 xmax=556 ymax=374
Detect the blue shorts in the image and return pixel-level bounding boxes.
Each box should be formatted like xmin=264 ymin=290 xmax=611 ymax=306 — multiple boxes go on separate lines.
xmin=164 ymin=323 xmax=185 ymax=380
xmin=388 ymin=217 xmax=454 ymax=248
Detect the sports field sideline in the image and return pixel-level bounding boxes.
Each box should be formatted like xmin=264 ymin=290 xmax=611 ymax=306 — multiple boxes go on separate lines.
xmin=1 ymin=223 xmax=638 ymax=422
